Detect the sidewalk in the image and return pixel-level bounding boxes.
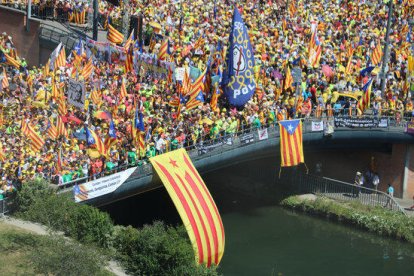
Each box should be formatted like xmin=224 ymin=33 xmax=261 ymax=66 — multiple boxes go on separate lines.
xmin=395 ymin=198 xmax=414 ymax=217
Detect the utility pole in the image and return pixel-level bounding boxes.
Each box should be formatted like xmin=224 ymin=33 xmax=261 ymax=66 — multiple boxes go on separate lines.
xmin=26 ymin=0 xmax=31 ymax=32
xmin=380 ymin=0 xmax=393 ymax=97
xmin=93 ymin=0 xmax=98 ymax=40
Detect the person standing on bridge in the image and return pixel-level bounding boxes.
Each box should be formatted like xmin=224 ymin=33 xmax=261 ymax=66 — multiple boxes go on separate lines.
xmin=354 ymin=172 xmax=364 ymax=198
xmin=384 ymin=184 xmax=394 ymax=209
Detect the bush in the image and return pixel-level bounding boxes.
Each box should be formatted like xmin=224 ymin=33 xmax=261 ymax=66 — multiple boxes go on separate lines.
xmin=14 ymin=179 xmax=113 ymax=247
xmin=13 ymin=179 xmax=219 ymax=275
xmin=68 ymin=204 xmax=113 ymax=248
xmin=113 ymin=221 xmax=218 ymax=276
xmin=280 ymin=196 xmax=414 ymax=243
xmin=30 ymin=235 xmax=111 ymax=276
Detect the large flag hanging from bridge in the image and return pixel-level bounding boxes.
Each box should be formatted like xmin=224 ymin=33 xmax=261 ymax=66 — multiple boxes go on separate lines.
xmin=279 ymin=119 xmax=304 ymax=167
xmin=222 ymin=7 xmax=256 ymax=107
xmin=150 ymin=148 xmax=225 ymax=267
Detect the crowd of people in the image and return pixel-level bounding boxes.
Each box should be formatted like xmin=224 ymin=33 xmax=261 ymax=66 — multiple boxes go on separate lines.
xmin=0 ymin=0 xmax=413 ymax=194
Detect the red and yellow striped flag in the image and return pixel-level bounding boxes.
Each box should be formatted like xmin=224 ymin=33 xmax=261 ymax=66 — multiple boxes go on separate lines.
xmin=46 ymin=119 xmax=58 ymax=140
xmin=158 ymin=38 xmax=169 ymax=61
xmin=55 ymin=46 xmax=66 ymax=69
xmin=3 ymin=51 xmax=21 ymax=69
xmin=82 ymin=57 xmax=94 ymax=79
xmin=57 ymin=115 xmax=68 ymax=137
xmin=279 ymin=119 xmax=304 ymax=167
xmin=284 ymin=66 xmax=293 ymax=90
xmin=22 ymin=121 xmax=45 ymax=152
xmin=90 ymin=88 xmax=102 ymax=106
xmin=57 ymin=97 xmax=67 ymax=116
xmin=1 ymin=70 xmax=9 ymax=89
xmin=150 ymin=148 xmax=225 ymax=267
xmin=120 ymin=78 xmax=128 ymax=100
xmin=371 ymin=41 xmax=382 ymax=66
xmin=357 ymin=78 xmax=373 ymax=114
xmin=107 ymin=24 xmax=124 ymax=44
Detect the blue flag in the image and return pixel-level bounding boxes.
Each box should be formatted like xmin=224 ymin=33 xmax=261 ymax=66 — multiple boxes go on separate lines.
xmin=109 ymin=120 xmax=116 ymax=138
xmin=134 ymin=110 xmax=145 ymax=132
xmin=222 ymin=8 xmax=256 ymax=107
xmin=279 ymin=119 xmax=301 ymax=135
xmin=359 ymin=66 xmax=375 ymax=77
xmin=85 ymin=127 xmax=96 ymax=146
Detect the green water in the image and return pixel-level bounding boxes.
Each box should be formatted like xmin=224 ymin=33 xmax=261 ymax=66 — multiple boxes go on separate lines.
xmin=219 ymin=204 xmax=414 ymax=276
xmin=101 ymin=181 xmax=414 ymax=276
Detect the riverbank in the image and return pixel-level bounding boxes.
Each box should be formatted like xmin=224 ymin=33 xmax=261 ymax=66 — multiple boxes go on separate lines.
xmin=0 ymin=220 xmax=114 ymax=275
xmin=280 ymin=195 xmax=414 ymax=244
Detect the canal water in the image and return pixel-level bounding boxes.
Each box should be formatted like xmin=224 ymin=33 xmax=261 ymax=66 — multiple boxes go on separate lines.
xmin=101 ymin=184 xmax=414 ymax=276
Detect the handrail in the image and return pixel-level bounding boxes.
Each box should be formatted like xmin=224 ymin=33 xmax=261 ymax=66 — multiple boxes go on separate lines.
xmin=57 ymin=114 xmax=411 ymax=193
xmin=291 ymin=173 xmax=406 ymax=215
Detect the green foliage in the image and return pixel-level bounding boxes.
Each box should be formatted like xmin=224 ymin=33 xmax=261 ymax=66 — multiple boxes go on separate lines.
xmin=0 ymin=225 xmax=111 ymax=276
xmin=68 ymin=204 xmax=113 ymax=247
xmin=13 ymin=179 xmax=55 ymax=214
xmin=113 ymin=221 xmax=218 ymax=276
xmin=30 ymin=236 xmax=111 ymax=276
xmin=15 ymin=179 xmax=113 ymax=247
xmin=13 ymin=179 xmax=219 ymax=275
xmin=280 ymin=196 xmax=414 ymax=243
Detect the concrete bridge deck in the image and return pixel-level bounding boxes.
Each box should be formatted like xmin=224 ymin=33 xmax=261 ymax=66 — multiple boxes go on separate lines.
xmin=62 ymin=117 xmax=414 ymax=206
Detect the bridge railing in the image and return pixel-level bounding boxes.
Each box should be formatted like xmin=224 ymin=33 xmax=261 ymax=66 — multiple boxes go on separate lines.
xmin=38 ymin=23 xmax=85 ymax=51
xmin=290 ymin=173 xmax=406 ymax=214
xmin=58 ymin=114 xmax=410 ymax=192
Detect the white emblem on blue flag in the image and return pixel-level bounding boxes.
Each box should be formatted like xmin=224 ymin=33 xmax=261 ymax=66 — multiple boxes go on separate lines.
xmin=223 ymin=8 xmax=256 ymax=107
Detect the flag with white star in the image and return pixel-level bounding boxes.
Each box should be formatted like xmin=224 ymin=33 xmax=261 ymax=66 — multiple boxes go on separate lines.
xmin=149 ymin=148 xmax=225 ymax=267
xmin=279 ymin=119 xmax=304 ymax=167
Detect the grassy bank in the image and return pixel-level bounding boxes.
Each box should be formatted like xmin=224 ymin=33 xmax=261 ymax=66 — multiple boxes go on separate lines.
xmin=0 ymin=222 xmax=112 ymax=276
xmin=280 ymin=195 xmax=414 ymax=244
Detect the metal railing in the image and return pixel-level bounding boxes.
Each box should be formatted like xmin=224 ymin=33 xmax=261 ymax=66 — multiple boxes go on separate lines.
xmin=291 ymin=173 xmax=406 ymax=214
xmin=0 ymin=198 xmax=9 ymax=216
xmin=38 ymin=23 xmax=86 ymax=51
xmin=57 ymin=114 xmax=410 ymax=192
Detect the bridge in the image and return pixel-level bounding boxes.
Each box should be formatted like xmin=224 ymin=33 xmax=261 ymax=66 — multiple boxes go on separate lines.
xmin=58 ymin=115 xmax=414 ymax=207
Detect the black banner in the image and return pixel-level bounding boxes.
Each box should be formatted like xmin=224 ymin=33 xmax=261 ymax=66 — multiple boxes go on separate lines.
xmin=240 ymin=133 xmax=255 ymax=145
xmin=334 ymin=117 xmax=388 ymax=128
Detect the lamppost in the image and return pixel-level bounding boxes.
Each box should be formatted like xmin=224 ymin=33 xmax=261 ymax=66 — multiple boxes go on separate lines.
xmin=380 ymin=0 xmax=393 ymax=97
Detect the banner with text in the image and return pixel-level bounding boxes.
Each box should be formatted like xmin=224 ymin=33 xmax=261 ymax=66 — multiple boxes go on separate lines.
xmin=73 ymin=167 xmax=136 ymax=202
xmin=334 ymin=117 xmax=386 ymax=128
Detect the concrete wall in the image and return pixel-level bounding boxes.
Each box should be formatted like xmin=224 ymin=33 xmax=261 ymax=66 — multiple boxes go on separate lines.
xmin=403 ymin=145 xmax=414 ymax=200
xmin=305 ymin=145 xmax=406 ymax=198
xmin=0 ymin=6 xmax=40 ymax=66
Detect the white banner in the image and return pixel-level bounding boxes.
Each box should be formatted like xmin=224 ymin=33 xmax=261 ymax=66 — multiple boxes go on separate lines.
xmin=67 ymin=79 xmax=86 ymax=109
xmin=175 ymin=67 xmax=185 ymax=81
xmin=257 ymin=128 xmax=269 ymax=140
xmin=73 ymin=167 xmax=136 ymax=202
xmin=311 ymin=121 xmax=324 ymax=132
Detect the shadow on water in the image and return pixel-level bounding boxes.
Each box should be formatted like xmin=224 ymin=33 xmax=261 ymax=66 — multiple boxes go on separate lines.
xmin=99 ymin=156 xmax=414 ymax=275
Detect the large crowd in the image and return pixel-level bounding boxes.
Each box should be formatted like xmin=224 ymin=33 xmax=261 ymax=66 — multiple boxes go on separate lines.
xmin=0 ymin=0 xmax=413 ymax=194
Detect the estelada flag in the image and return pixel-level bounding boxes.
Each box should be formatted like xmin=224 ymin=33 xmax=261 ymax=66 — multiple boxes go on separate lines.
xmin=150 ymin=148 xmax=225 ymax=267
xmin=107 ymin=23 xmax=124 ymax=44
xmin=279 ymin=119 xmax=304 ymax=167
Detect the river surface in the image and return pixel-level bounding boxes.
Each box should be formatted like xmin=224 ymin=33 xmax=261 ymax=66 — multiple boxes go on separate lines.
xmin=101 ymin=184 xmax=414 ymax=276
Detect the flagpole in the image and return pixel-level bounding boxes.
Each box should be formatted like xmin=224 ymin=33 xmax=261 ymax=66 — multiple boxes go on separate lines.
xmin=26 ymin=0 xmax=31 ymax=32
xmin=93 ymin=0 xmax=98 ymax=40
xmin=380 ymin=0 xmax=393 ymax=97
